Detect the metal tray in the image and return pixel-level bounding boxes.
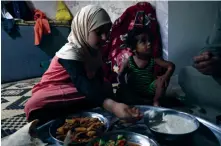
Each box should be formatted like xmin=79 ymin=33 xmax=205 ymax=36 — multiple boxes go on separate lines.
xmin=130 ymin=105 xmax=221 ymax=146
xmin=87 ymin=131 xmax=159 ymax=146
xmin=38 ymin=106 xmax=221 ymax=146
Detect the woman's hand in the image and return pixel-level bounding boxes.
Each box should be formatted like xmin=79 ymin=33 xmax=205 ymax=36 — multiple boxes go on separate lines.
xmin=112 ymin=103 xmax=143 ymax=122
xmin=193 ymin=51 xmax=220 ymax=76
xmin=103 ymin=99 xmax=143 ymax=122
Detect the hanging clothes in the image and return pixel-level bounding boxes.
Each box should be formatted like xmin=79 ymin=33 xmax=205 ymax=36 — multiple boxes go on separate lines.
xmin=102 ymin=2 xmax=164 ymax=83
xmin=1 ymin=2 xmax=20 ymax=39
xmin=55 ymin=1 xmax=72 ymax=21
xmin=11 ymin=1 xmax=33 ymax=20
xmin=2 ymin=1 xmax=33 ymax=20
xmin=2 ymin=3 xmax=14 ymax=33
xmin=34 ymin=10 xmax=51 ymax=46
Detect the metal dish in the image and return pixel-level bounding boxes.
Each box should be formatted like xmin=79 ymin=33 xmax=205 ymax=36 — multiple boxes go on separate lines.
xmin=87 ymin=130 xmax=159 ymax=146
xmin=49 ymin=112 xmax=110 ymax=146
xmin=144 ymin=109 xmax=200 ymax=141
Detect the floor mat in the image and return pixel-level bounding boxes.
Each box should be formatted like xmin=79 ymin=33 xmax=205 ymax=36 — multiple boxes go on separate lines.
xmin=5 ymin=96 xmax=30 ymax=110
xmin=1 ymin=78 xmax=40 ymax=120
xmin=1 ymin=98 xmax=9 ymax=104
xmin=1 ymin=89 xmax=31 ymax=97
xmin=1 ymin=78 xmax=41 ymax=138
xmin=1 ymin=114 xmax=27 ymax=138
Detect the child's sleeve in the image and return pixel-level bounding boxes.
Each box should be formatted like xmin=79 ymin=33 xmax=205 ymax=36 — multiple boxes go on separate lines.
xmin=58 ymin=58 xmax=106 ymax=106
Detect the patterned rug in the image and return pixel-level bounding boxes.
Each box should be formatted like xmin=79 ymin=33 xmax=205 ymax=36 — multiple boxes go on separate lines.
xmin=1 ymin=114 xmax=27 ymax=138
xmin=1 ymin=78 xmax=40 ymax=138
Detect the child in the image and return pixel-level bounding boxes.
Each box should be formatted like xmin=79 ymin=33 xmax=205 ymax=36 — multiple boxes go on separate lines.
xmin=117 ymin=26 xmax=175 ymax=106
xmin=24 ymin=5 xmax=142 ymax=125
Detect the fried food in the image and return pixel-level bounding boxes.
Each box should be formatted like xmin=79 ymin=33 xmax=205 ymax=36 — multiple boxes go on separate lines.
xmin=56 ymin=117 xmax=105 ymax=143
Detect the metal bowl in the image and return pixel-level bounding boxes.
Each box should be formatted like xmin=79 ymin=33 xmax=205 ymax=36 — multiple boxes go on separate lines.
xmin=87 ymin=130 xmax=159 ymax=146
xmin=144 ymin=110 xmax=200 ymax=141
xmin=49 ymin=112 xmax=110 ymax=146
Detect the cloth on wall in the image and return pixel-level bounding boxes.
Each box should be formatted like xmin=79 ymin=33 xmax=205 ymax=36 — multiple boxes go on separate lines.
xmin=2 ymin=3 xmax=15 ymax=33
xmin=2 ymin=1 xmax=33 ymax=21
xmin=11 ymin=1 xmax=33 ymax=20
xmin=1 ymin=2 xmax=20 ymax=39
xmin=1 ymin=1 xmax=33 ymax=39
xmin=55 ymin=1 xmax=72 ymax=21
xmin=102 ymin=2 xmax=163 ymax=83
xmin=34 ymin=10 xmax=51 ymax=46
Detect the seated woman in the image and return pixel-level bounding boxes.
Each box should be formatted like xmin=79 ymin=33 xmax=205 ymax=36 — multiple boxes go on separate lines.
xmin=116 ymin=26 xmax=175 ymax=106
xmin=24 ymin=5 xmax=142 ymax=125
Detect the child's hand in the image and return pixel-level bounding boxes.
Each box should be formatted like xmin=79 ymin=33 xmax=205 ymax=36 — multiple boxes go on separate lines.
xmin=156 ymin=75 xmax=168 ymax=88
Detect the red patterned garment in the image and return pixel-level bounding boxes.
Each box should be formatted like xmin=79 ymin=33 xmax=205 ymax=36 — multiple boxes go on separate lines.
xmin=102 ymin=2 xmax=164 ymax=83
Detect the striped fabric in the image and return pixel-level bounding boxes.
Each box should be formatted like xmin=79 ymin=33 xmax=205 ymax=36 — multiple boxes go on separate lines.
xmin=128 ymin=56 xmax=156 ymax=96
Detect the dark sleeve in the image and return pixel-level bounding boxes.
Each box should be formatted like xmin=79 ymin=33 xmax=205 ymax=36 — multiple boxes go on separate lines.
xmin=201 ymin=6 xmax=221 ymax=57
xmin=95 ymin=67 xmax=104 ymax=83
xmin=58 ymin=58 xmax=105 ymax=105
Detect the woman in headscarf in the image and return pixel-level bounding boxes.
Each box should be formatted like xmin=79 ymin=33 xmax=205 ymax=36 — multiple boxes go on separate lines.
xmin=24 ymin=5 xmax=142 ymax=124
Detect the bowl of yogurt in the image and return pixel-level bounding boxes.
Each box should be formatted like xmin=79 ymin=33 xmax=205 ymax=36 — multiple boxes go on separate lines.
xmin=144 ymin=110 xmax=200 ymax=141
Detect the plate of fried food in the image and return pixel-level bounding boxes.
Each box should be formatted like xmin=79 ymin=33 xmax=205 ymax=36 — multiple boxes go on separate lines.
xmin=49 ymin=112 xmax=110 ymax=145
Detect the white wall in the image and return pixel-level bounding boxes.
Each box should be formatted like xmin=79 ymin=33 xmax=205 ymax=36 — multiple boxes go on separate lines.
xmin=168 ymin=1 xmax=220 ymax=74
xmin=30 ymin=1 xmax=168 ymax=59
xmin=156 ymin=1 xmax=168 ymax=59
xmin=30 ymin=1 xmax=152 ymax=22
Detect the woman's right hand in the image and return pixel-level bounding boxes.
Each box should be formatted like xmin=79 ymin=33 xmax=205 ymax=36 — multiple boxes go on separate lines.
xmin=103 ymin=99 xmax=143 ymax=122
xmin=193 ymin=51 xmax=220 ymax=76
xmin=112 ymin=102 xmax=143 ymax=122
